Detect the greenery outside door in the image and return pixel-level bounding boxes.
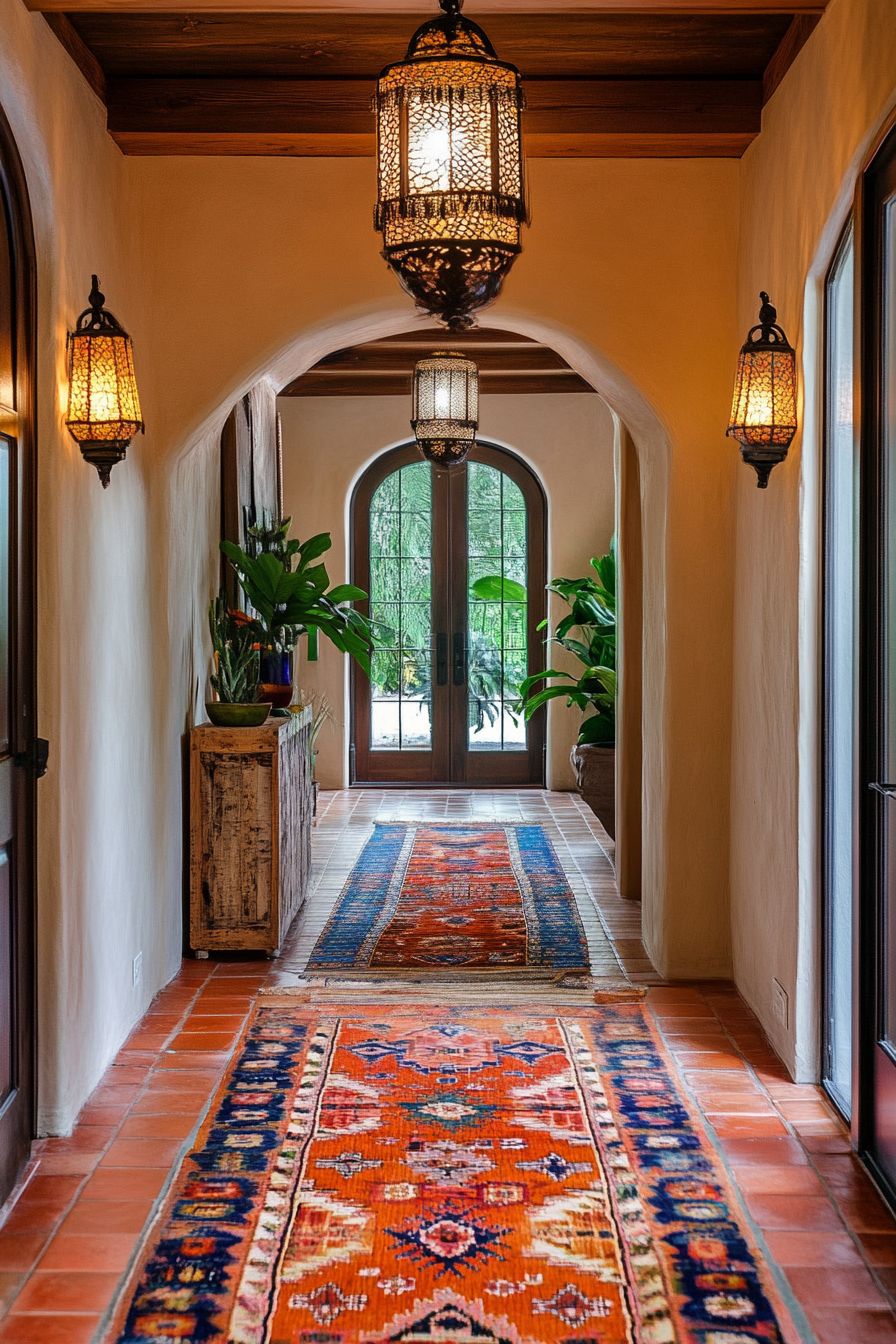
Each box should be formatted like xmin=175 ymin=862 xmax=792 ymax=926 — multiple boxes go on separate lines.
xmin=351 ymin=442 xmax=546 ymax=786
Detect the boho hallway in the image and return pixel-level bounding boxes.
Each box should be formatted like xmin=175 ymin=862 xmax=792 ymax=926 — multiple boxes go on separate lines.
xmin=0 ymin=791 xmax=888 ymax=1343
xmin=0 ymin=0 xmax=894 ymax=1342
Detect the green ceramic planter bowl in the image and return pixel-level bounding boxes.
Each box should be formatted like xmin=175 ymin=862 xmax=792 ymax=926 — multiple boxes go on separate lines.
xmin=205 ymin=701 xmax=270 ymax=728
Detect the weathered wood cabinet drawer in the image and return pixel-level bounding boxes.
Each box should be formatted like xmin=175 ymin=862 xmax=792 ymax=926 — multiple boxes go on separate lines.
xmin=189 ymin=709 xmax=312 ymax=955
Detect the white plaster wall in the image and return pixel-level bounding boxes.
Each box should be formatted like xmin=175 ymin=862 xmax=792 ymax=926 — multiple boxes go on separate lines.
xmin=278 ymin=392 xmax=616 ymax=790
xmin=731 ymin=0 xmax=896 ymax=1077
xmin=0 ymin=0 xmax=221 ymax=1131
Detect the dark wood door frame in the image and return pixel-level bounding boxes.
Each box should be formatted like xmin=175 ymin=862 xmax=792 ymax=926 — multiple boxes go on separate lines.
xmin=350 ymin=441 xmax=546 ymax=788
xmin=820 ymin=217 xmax=855 ymax=1126
xmin=0 ymin=100 xmax=38 ymax=1201
xmin=856 ymin=108 xmax=896 ymax=1204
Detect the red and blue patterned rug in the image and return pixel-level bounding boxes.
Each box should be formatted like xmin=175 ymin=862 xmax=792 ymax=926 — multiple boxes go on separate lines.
xmin=306 ymin=823 xmax=591 ymax=974
xmin=107 ymin=999 xmax=808 ymax=1343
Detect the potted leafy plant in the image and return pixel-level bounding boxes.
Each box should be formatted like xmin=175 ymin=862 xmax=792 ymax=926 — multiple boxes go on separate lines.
xmin=517 ymin=542 xmax=617 ymax=837
xmin=221 ymin=518 xmax=374 ymax=710
xmin=206 ymin=596 xmax=270 ymax=727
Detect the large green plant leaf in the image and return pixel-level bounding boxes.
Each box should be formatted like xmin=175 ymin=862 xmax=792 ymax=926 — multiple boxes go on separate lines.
xmin=327 ymin=583 xmax=368 ymax=604
xmin=221 ymin=521 xmax=374 ymax=673
xmin=298 ymin=532 xmax=333 ymax=564
xmin=470 ymin=575 xmax=527 ymax=604
xmin=520 ymin=684 xmax=593 ymax=718
xmin=517 ymin=667 xmax=570 ymax=697
xmin=578 ymin=712 xmax=614 ymax=745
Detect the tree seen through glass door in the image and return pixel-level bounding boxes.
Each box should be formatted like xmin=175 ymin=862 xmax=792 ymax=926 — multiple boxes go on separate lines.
xmin=467 ymin=462 xmax=527 ymax=752
xmin=369 ymin=461 xmax=433 ymax=751
xmin=358 ymin=444 xmax=542 ymax=784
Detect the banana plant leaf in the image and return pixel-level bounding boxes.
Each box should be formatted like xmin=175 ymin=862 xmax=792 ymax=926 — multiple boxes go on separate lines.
xmin=470 ymin=575 xmax=528 ymax=605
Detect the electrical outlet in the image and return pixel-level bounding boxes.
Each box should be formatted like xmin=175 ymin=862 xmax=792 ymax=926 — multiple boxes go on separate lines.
xmin=132 ymin=951 xmax=143 ymax=989
xmin=772 ymin=978 xmax=789 ymax=1030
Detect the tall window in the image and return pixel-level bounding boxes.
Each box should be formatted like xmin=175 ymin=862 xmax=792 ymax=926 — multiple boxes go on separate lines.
xmin=823 ymin=222 xmax=856 ymax=1117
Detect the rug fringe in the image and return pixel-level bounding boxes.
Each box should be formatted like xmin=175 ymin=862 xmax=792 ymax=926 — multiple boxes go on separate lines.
xmin=297 ymin=967 xmax=592 ymax=982
xmin=371 ymin=818 xmax=548 ymax=826
xmin=259 ymin=980 xmax=646 ymax=1005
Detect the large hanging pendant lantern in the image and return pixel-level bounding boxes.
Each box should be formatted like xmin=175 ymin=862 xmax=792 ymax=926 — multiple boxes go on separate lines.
xmin=412 ymin=351 xmax=479 ymax=467
xmin=375 ymin=0 xmax=527 ymax=332
xmin=65 ymin=276 xmax=144 ymax=488
xmin=726 ymin=291 xmax=798 ymax=489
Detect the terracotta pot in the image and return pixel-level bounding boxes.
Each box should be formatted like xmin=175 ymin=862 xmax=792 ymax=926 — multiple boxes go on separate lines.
xmin=570 ymin=742 xmax=615 ymax=840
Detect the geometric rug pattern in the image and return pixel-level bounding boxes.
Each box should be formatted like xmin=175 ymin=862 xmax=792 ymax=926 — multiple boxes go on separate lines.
xmin=306 ymin=823 xmax=591 ymax=974
xmin=108 ymin=1000 xmax=806 ymax=1342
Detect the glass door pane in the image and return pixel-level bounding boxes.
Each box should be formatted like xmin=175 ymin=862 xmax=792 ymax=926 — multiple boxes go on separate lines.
xmin=368 ymin=461 xmax=433 ymax=752
xmin=862 ymin=126 xmax=896 ymax=1200
xmin=880 ymin=197 xmax=896 ymax=1054
xmin=823 ymin=224 xmax=856 ymax=1116
xmin=467 ymin=461 xmax=528 ymax=753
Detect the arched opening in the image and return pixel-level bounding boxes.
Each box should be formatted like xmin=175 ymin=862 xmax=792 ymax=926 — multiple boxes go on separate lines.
xmin=203 ymin=304 xmax=665 ymax=957
xmin=274 ymin=325 xmax=627 ymax=804
xmin=350 ymin=440 xmax=546 ymax=787
xmin=0 ymin=100 xmax=37 ymax=1201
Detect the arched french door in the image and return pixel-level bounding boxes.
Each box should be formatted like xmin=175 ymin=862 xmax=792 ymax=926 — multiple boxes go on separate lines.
xmin=351 ymin=442 xmax=546 ymax=786
xmin=0 ymin=103 xmax=37 ymax=1200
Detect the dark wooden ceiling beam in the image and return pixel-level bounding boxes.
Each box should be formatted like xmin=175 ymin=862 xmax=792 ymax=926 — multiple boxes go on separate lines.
xmin=105 ymin=76 xmax=761 ymax=157
xmin=43 ymin=14 xmax=106 ymax=100
xmin=376 ymin=329 xmax=537 ymax=346
xmin=49 ymin=12 xmax=799 ymax=81
xmin=26 ymin=2 xmax=829 ymax=13
xmin=281 ymin=371 xmax=595 ymax=396
xmin=318 ymin=346 xmax=572 ymax=372
xmin=762 ymin=13 xmax=819 ymax=102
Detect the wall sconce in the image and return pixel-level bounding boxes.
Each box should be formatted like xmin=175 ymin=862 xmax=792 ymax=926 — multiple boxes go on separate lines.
xmin=726 ymin=291 xmax=797 ymax=489
xmin=412 ymin=351 xmax=479 ymax=467
xmin=65 ymin=276 xmax=144 ymax=488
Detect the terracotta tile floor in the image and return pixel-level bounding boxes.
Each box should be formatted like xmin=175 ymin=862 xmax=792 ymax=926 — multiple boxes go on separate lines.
xmin=0 ymin=789 xmax=892 ymax=1341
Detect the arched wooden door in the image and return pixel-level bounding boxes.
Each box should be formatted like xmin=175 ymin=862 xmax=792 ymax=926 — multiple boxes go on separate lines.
xmin=351 ymin=442 xmax=546 ymax=787
xmin=0 ymin=104 xmax=37 ymax=1200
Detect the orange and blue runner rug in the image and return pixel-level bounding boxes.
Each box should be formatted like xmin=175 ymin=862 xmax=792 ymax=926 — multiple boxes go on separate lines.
xmin=107 ymin=1000 xmax=809 ymax=1343
xmin=306 ymin=823 xmax=590 ymax=973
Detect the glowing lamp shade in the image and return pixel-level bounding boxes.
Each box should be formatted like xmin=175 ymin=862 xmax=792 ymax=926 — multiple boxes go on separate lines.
xmin=726 ymin=291 xmax=797 ymax=489
xmin=65 ymin=276 xmax=144 ymax=488
xmin=375 ymin=0 xmax=527 ymax=331
xmin=412 ymin=352 xmax=479 ymax=468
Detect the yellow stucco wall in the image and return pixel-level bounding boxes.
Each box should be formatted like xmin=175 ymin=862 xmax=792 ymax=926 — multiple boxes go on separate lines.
xmin=278 ymin=392 xmax=617 ymax=791
xmin=732 ymin=0 xmax=896 ymax=1079
xmin=3 ymin=0 xmax=889 ymax=1130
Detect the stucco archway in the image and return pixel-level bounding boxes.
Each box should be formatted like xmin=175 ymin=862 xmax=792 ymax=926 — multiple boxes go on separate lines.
xmin=185 ymin=300 xmax=671 ymax=968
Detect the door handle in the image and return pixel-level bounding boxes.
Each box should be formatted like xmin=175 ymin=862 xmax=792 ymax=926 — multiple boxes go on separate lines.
xmin=15 ymin=738 xmax=49 ymax=779
xmin=436 ymin=633 xmax=448 ymax=687
xmin=453 ymin=632 xmax=467 ymax=686
xmin=870 ymin=782 xmax=896 ymax=800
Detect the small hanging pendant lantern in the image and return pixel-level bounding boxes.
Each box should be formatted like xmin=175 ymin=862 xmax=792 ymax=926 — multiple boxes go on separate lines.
xmin=412 ymin=351 xmax=479 ymax=468
xmin=375 ymin=0 xmax=527 ymax=332
xmin=726 ymin=291 xmax=797 ymax=489
xmin=65 ymin=276 xmax=144 ymax=488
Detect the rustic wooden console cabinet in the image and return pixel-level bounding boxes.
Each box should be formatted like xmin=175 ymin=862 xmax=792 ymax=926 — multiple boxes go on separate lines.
xmin=189 ymin=709 xmax=312 ymax=956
